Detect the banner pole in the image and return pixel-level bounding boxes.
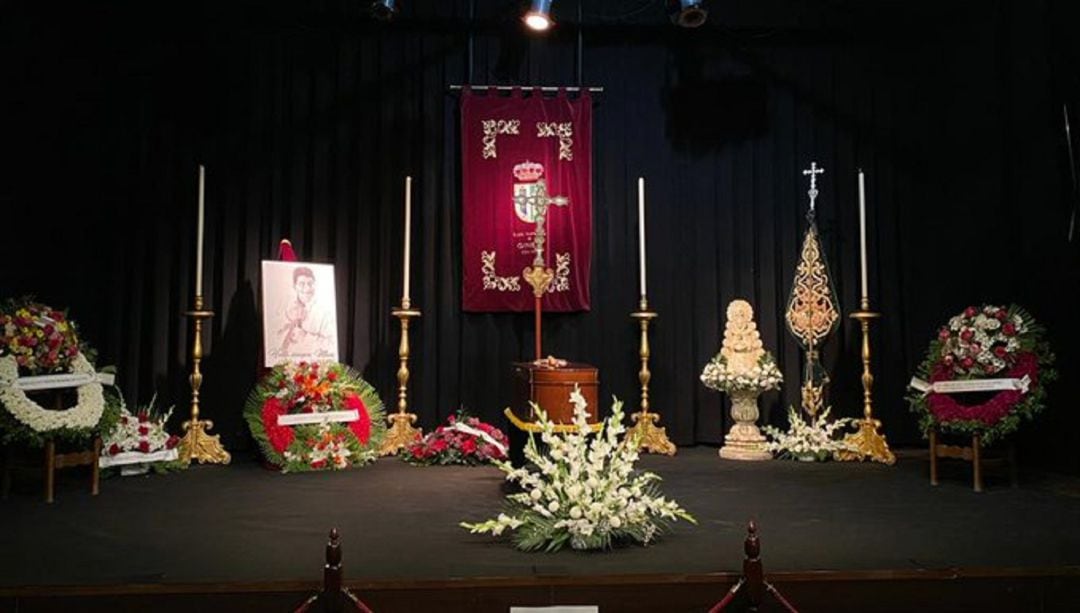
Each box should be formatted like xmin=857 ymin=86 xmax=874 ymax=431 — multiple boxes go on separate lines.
xmin=534 ymin=296 xmax=543 ymax=361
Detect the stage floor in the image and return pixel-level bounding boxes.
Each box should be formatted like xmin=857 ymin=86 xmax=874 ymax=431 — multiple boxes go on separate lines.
xmin=2 ymin=446 xmax=1080 ymax=592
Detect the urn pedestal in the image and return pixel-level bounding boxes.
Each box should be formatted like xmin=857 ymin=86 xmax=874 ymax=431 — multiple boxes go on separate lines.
xmin=719 ymin=389 xmax=772 ymax=461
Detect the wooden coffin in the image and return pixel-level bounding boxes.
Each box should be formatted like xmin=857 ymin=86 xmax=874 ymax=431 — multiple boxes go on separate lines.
xmin=510 ymin=362 xmax=599 ymax=426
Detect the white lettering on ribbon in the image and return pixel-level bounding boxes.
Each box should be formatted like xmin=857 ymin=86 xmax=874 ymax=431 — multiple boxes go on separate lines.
xmin=277 ymin=410 xmax=360 ymax=427
xmin=99 ymin=448 xmax=180 ymax=469
xmin=16 ymin=371 xmax=114 ymax=391
xmin=909 ymin=375 xmax=1030 ymax=395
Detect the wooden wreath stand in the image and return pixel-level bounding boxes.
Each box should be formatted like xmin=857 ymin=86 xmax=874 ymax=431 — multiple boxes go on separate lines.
xmin=929 ymin=429 xmax=1018 ymax=493
xmin=1 ymin=389 xmax=101 ymax=504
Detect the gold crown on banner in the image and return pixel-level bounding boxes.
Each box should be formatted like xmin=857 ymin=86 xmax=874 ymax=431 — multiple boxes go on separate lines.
xmin=513 ymin=160 xmax=545 ymax=182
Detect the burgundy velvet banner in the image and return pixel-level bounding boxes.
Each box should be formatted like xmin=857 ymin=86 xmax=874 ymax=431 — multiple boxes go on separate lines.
xmin=461 ymin=89 xmax=592 ymax=312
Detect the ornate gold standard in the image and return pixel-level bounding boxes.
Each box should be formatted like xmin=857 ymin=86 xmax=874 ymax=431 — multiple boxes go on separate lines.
xmin=179 ymin=295 xmax=231 ymax=465
xmin=785 ymin=162 xmax=840 ymax=417
xmin=835 ymin=301 xmax=895 ymax=464
xmin=627 ymin=298 xmax=676 ymax=456
xmin=379 ymin=298 xmax=423 ymax=456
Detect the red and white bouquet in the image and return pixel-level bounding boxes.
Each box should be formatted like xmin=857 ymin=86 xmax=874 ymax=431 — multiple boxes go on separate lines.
xmin=293 ymin=422 xmax=354 ymax=470
xmin=100 ymin=396 xmax=183 ymax=474
xmin=405 ymin=413 xmax=509 ymax=466
xmin=938 ymin=305 xmax=1027 ymax=375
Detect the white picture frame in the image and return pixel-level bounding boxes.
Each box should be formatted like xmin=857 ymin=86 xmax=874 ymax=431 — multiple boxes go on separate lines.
xmin=261 ymin=260 xmax=340 ymax=367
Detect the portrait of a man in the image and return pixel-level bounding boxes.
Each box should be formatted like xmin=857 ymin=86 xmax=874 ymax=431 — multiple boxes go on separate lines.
xmin=261 ymin=260 xmax=339 ymax=366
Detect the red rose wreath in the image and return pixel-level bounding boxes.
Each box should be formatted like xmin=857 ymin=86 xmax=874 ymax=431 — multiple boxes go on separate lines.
xmin=908 ymin=305 xmax=1055 ymax=445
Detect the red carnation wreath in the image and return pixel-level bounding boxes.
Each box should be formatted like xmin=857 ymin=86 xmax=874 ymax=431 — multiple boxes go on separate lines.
xmin=245 ymin=361 xmax=384 ymax=472
xmin=908 ymin=304 xmax=1056 ymax=445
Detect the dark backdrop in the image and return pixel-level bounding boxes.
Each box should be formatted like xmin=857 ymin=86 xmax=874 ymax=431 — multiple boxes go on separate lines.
xmin=3 ymin=0 xmax=1079 ymax=470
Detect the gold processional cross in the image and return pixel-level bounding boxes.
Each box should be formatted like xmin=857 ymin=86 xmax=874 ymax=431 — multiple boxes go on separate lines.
xmin=517 ymin=178 xmax=568 ymax=361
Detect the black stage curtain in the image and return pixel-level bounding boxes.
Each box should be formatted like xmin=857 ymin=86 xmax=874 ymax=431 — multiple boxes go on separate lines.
xmin=3 ymin=1 xmax=1079 ymax=470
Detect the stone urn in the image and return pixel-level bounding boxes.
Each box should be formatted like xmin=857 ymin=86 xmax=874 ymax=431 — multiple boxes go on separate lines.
xmin=718 ymin=388 xmax=772 ymax=461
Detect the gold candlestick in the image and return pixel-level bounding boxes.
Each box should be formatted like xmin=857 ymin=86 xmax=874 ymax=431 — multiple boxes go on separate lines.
xmin=379 ymin=298 xmax=423 ymax=456
xmin=178 ymin=295 xmax=231 ymax=465
xmin=836 ymin=299 xmax=895 ymax=465
xmin=627 ymin=298 xmax=676 ymax=456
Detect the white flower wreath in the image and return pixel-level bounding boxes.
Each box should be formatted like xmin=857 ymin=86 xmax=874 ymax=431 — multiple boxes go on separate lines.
xmin=0 ymin=353 xmax=105 ymax=433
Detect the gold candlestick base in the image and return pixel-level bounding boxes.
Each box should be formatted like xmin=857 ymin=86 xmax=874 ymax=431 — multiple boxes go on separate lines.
xmin=381 ymin=412 xmax=422 ymax=456
xmin=180 ymin=301 xmax=230 ymax=465
xmin=628 ymin=411 xmax=676 ymax=456
xmin=836 ymin=417 xmax=894 ymax=465
xmin=379 ymin=303 xmax=423 ymax=456
xmin=836 ymin=309 xmax=895 ymax=465
xmin=178 ymin=418 xmax=231 ymax=465
xmin=628 ymin=305 xmax=676 ymax=456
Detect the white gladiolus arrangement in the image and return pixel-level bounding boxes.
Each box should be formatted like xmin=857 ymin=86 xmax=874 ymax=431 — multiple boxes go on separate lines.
xmin=461 ymin=387 xmax=696 ymax=551
xmin=762 ymin=406 xmax=855 ymax=461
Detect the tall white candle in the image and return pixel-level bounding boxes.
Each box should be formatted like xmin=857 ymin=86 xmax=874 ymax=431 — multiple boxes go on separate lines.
xmin=195 ymin=164 xmax=205 ymax=297
xmin=858 ymin=169 xmax=868 ymax=302
xmin=403 ymin=175 xmax=412 ymax=302
xmin=637 ymin=177 xmax=647 ymax=298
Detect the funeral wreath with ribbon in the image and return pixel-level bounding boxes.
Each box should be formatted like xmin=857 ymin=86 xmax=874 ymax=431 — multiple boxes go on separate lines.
xmin=245 ymin=361 xmax=385 ymax=473
xmin=0 ymin=299 xmax=120 ymax=447
xmin=907 ymin=304 xmax=1055 ymax=445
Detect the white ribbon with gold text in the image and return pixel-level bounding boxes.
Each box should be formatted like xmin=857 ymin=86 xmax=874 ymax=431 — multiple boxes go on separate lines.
xmin=909 ymin=375 xmax=1031 ymax=395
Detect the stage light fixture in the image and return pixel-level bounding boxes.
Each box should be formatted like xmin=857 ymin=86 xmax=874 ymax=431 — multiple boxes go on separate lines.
xmin=671 ymin=0 xmax=708 ymax=28
xmin=523 ymin=0 xmax=554 ymax=32
xmin=371 ymin=0 xmax=397 ymax=21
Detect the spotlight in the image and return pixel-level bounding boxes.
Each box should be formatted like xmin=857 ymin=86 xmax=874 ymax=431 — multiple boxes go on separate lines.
xmin=371 ymin=0 xmax=397 ymax=21
xmin=523 ymin=0 xmax=554 ymax=32
xmin=671 ymin=0 xmax=708 ymax=28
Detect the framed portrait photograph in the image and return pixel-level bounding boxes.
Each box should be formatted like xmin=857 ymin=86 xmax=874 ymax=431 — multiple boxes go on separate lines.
xmin=261 ymin=260 xmax=340 ymax=367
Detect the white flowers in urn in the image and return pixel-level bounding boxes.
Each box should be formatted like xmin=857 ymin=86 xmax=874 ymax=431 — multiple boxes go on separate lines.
xmin=700 ymin=300 xmax=783 ymax=461
xmin=700 ymin=356 xmax=784 ymax=393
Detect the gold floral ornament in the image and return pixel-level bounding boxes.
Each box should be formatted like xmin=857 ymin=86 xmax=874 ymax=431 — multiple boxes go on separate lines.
xmin=785 ymin=226 xmax=839 ymax=348
xmin=481 ymin=119 xmax=520 ymax=159
xmin=481 ymin=251 xmax=522 ymax=292
xmin=536 ymin=121 xmax=574 ymax=161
